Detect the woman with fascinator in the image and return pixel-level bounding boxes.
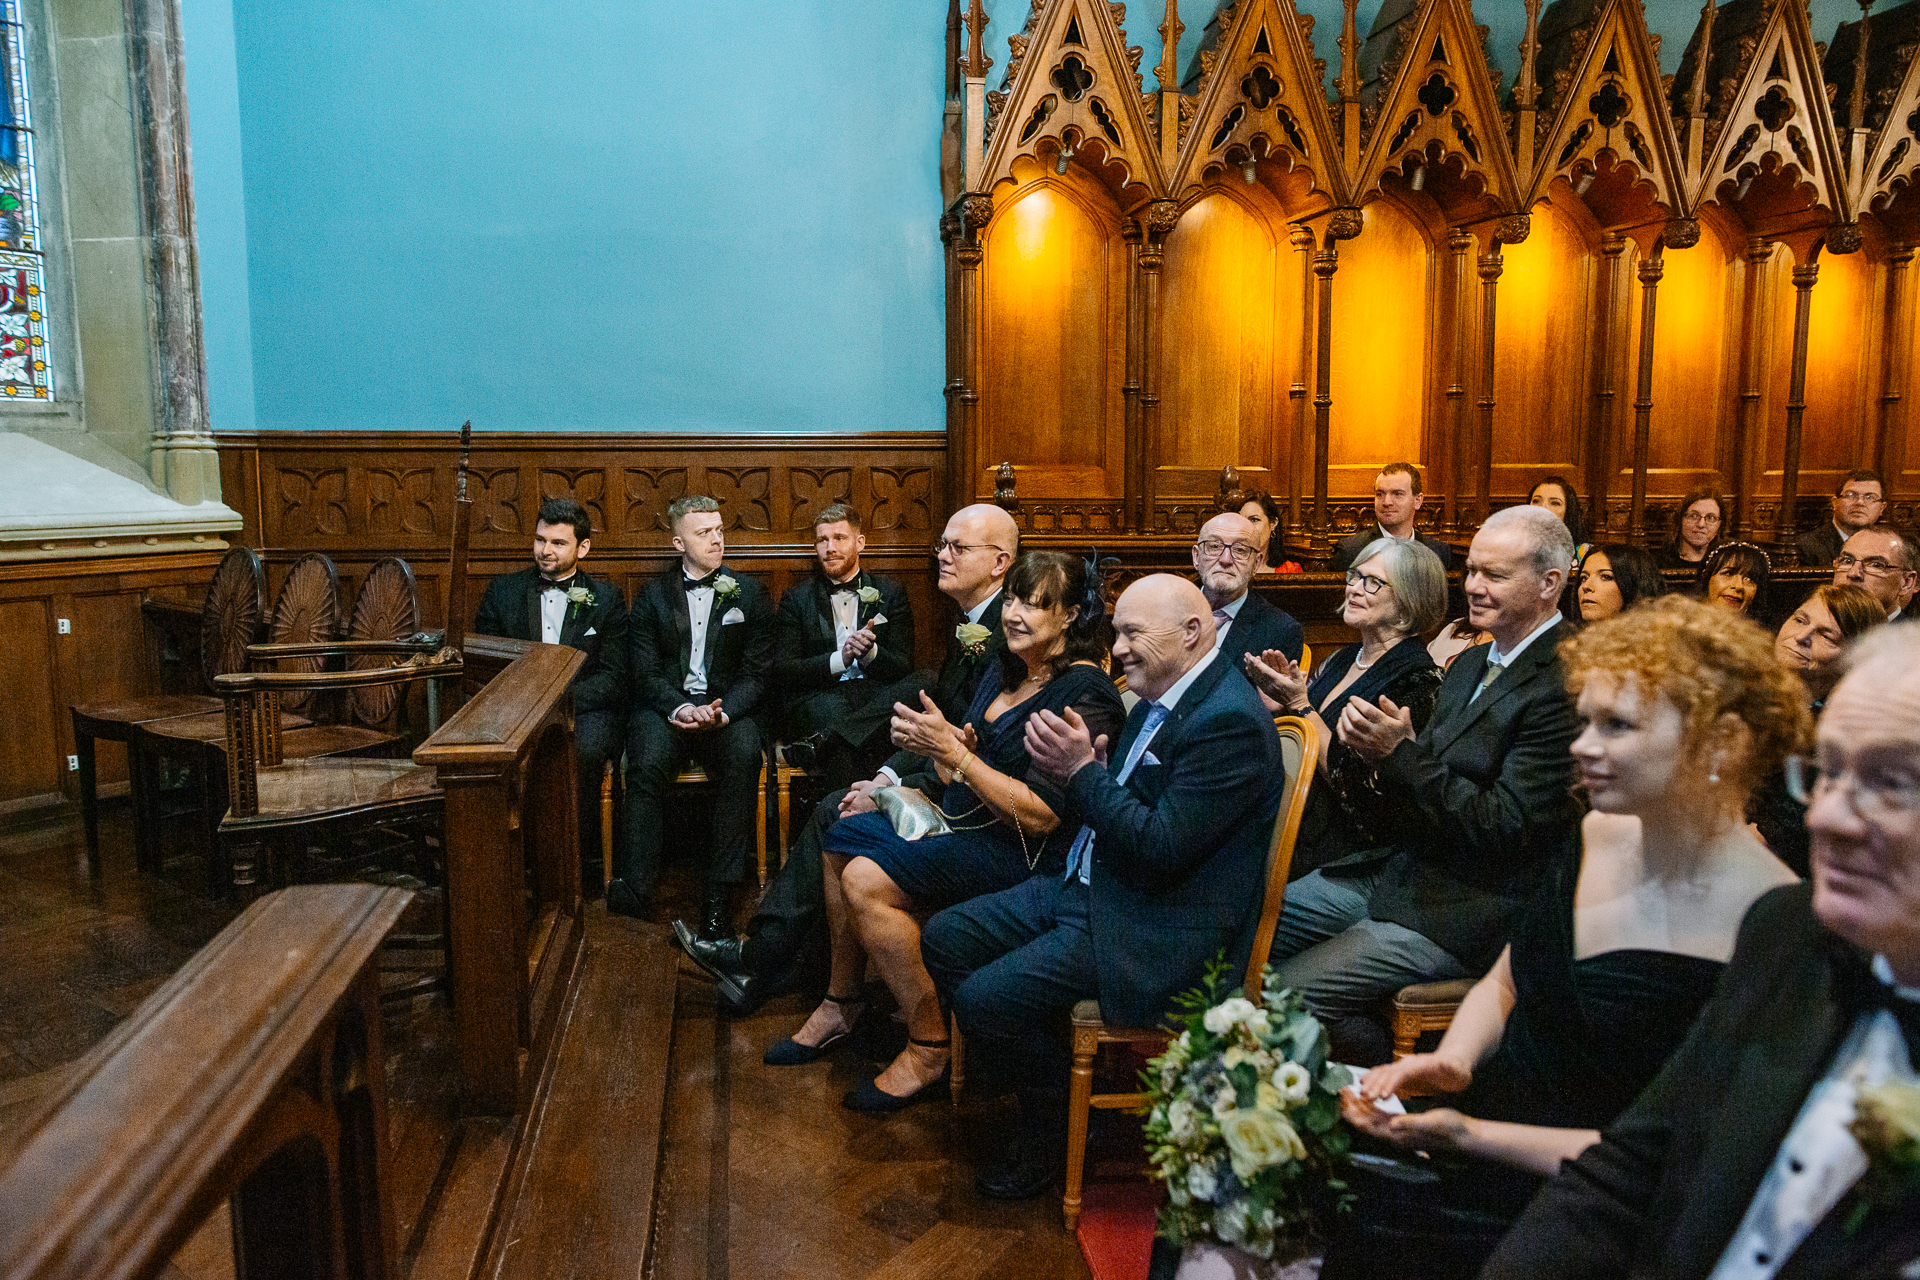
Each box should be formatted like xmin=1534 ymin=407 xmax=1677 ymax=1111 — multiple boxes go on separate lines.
xmin=766 ymin=550 xmax=1126 ymax=1112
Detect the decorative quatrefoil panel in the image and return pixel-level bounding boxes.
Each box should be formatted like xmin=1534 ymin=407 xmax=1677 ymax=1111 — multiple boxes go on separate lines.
xmin=1051 ymin=54 xmax=1093 ymax=102
xmin=1418 ymin=73 xmax=1456 ymax=117
xmin=1241 ymin=65 xmax=1281 ymax=110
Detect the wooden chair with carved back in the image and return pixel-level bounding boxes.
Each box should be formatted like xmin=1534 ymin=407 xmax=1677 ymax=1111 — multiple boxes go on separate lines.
xmin=1058 ymin=714 xmax=1321 ymax=1231
xmin=70 ymin=544 xmax=265 ymax=873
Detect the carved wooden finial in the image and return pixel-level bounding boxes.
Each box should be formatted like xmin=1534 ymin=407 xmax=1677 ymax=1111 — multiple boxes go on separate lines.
xmin=1338 ymin=0 xmax=1361 ymax=103
xmin=1516 ymin=0 xmax=1543 ymax=109
xmin=1217 ymin=463 xmax=1242 ymax=509
xmin=1687 ymin=0 xmax=1718 ymax=119
xmin=1850 ymin=0 xmax=1875 ymax=134
xmin=1157 ymin=0 xmax=1183 ymax=94
xmin=963 ymin=0 xmax=990 ymax=79
xmin=995 ymin=461 xmax=1019 ymax=510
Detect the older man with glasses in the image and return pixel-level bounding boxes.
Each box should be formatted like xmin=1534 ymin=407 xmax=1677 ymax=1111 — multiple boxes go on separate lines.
xmin=1832 ymin=525 xmax=1919 ymax=621
xmin=1800 ymin=469 xmax=1888 ymax=569
xmin=1485 ymin=624 xmax=1920 ymax=1280
xmin=1191 ymin=512 xmax=1303 ymax=699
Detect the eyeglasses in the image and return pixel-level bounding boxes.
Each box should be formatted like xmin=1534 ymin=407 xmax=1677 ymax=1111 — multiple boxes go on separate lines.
xmin=1838 ymin=490 xmax=1884 ymax=504
xmin=933 ymin=539 xmax=1004 ymax=557
xmin=1833 ymin=553 xmax=1901 ymax=578
xmin=1683 ymin=511 xmax=1722 ymax=525
xmin=1195 ymin=538 xmax=1257 ymax=565
xmin=1785 ymin=753 xmax=1920 ymax=822
xmin=1345 ymin=570 xmax=1391 ymax=596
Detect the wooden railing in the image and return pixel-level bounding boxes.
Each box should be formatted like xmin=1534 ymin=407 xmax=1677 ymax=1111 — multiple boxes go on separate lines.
xmin=0 ymin=884 xmax=412 ymax=1280
xmin=413 ymin=641 xmax=586 ymax=1116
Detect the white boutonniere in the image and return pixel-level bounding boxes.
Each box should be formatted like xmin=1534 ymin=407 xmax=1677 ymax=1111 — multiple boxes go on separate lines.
xmin=956 ymin=621 xmax=992 ymax=657
xmin=1846 ymin=1080 xmax=1920 ymax=1233
xmin=566 ymin=585 xmax=594 ymax=607
xmin=713 ymin=574 xmax=740 ymax=603
xmin=857 ymin=585 xmax=881 ymax=605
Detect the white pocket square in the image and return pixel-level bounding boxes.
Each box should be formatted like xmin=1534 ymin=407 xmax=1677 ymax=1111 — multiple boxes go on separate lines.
xmin=721 ymin=607 xmax=747 ymax=625
xmin=584 ymin=627 xmax=597 ymax=637
xmin=1140 ymin=751 xmax=1162 ymax=767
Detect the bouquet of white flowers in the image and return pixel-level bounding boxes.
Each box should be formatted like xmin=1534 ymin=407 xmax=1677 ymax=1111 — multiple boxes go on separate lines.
xmin=1143 ymin=961 xmax=1354 ymax=1262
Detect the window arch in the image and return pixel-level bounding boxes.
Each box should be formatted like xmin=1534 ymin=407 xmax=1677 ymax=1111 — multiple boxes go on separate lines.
xmin=0 ymin=0 xmax=48 ymax=399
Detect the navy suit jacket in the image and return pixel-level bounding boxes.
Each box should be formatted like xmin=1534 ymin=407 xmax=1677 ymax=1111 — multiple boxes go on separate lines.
xmin=1062 ymin=653 xmax=1284 ymax=1027
xmin=1215 ymin=588 xmax=1304 ymax=667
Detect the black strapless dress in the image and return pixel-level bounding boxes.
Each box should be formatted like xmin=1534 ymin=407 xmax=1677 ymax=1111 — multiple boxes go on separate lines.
xmin=1322 ymin=832 xmax=1725 ymax=1280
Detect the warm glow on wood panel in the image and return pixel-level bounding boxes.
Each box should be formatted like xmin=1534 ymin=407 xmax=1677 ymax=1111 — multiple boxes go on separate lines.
xmin=979 ymin=182 xmax=1125 ymax=497
xmin=1645 ymin=225 xmax=1733 ymax=476
xmin=1327 ymin=200 xmax=1428 ymax=496
xmin=1492 ymin=201 xmax=1589 ymax=476
xmin=1156 ymin=192 xmax=1283 ymax=483
xmin=1768 ymin=243 xmax=1873 ymax=484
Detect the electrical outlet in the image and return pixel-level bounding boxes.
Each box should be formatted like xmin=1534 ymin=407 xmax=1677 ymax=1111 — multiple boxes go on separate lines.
xmin=56 ymin=617 xmax=70 ymax=635
xmin=67 ymin=755 xmax=78 ymax=771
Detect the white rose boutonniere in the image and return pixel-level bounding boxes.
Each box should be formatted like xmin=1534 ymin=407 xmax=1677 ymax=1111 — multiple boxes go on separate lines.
xmin=1846 ymin=1079 xmax=1920 ymax=1233
xmin=713 ymin=574 xmax=740 ymax=603
xmin=955 ymin=621 xmax=992 ymax=657
xmin=566 ymin=585 xmax=594 ymax=607
xmin=857 ymin=585 xmax=881 ymax=604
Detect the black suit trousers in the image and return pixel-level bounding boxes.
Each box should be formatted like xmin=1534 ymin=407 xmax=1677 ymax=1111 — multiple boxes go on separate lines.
xmin=738 ymin=784 xmax=843 ymax=985
xmin=921 ymin=874 xmax=1099 ymax=1121
xmin=574 ymin=707 xmax=623 ymax=872
xmin=621 ymin=709 xmax=762 ymax=892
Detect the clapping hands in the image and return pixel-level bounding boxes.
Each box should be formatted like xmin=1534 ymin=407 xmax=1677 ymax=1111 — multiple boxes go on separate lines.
xmin=1243 ymin=648 xmax=1308 ymax=713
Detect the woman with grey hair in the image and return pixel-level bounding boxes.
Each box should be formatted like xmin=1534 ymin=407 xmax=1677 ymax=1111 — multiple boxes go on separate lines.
xmin=1245 ymin=538 xmax=1448 ymax=870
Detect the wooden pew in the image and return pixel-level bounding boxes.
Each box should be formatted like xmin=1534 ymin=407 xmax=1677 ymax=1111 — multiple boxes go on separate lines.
xmin=0 ymin=884 xmax=412 ymax=1280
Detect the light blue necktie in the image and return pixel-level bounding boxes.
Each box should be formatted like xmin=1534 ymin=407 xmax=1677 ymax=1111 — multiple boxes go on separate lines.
xmin=1064 ymin=702 xmax=1168 ymax=884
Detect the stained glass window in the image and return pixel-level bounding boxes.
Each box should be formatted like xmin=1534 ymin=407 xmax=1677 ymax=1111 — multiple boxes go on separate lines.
xmin=0 ymin=0 xmax=48 ymax=399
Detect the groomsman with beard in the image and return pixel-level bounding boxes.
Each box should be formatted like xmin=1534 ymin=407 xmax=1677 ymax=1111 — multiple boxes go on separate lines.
xmin=676 ymin=503 xmax=1020 ymax=1009
xmin=472 ymin=496 xmax=627 ymax=885
xmin=772 ymin=504 xmax=916 ymax=792
xmin=614 ymin=495 xmax=774 ymax=939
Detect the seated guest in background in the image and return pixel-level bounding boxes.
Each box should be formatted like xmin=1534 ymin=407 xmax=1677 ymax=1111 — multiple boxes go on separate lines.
xmin=472 ymin=497 xmax=627 ymax=885
xmin=1235 ymin=489 xmax=1285 ymax=573
xmin=615 ymin=496 xmax=774 ymax=934
xmin=765 ymin=551 xmax=1124 ymax=1116
xmin=1798 ymin=468 xmax=1886 ymax=568
xmin=923 ymin=575 xmax=1283 ymax=1198
xmin=1528 ymin=475 xmax=1589 ymax=562
xmin=1573 ymin=543 xmax=1664 ymax=624
xmin=1699 ymin=540 xmax=1771 ymax=619
xmin=771 ymin=504 xmax=915 ymax=791
xmin=1330 ymin=597 xmax=1807 ymax=1280
xmin=677 ymin=504 xmax=1017 ymax=1011
xmin=1749 ymin=582 xmax=1886 ymax=877
xmin=1834 ymin=524 xmax=1919 ymax=621
xmin=1332 ymin=462 xmax=1455 ymax=571
xmin=1655 ymin=483 xmax=1726 ymax=571
xmin=1483 ymin=625 xmax=1920 ymax=1280
xmin=1269 ymin=504 xmax=1581 ymax=1064
xmin=1245 ymin=538 xmax=1447 ymax=874
xmin=1192 ymin=512 xmax=1303 ymax=688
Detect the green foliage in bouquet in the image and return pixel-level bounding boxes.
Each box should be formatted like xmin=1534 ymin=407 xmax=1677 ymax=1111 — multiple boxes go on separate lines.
xmin=1141 ymin=956 xmax=1355 ymax=1260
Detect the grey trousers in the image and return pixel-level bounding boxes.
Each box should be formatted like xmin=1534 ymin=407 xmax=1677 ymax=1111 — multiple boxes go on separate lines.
xmin=1267 ymin=868 xmax=1473 ymax=1019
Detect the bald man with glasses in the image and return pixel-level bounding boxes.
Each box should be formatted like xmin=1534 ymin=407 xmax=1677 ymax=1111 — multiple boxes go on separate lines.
xmin=1832 ymin=526 xmax=1919 ymax=621
xmin=1191 ymin=513 xmax=1303 ymax=697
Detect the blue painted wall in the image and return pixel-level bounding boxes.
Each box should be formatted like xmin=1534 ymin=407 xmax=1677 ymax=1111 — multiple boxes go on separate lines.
xmin=181 ymin=0 xmax=948 ymax=435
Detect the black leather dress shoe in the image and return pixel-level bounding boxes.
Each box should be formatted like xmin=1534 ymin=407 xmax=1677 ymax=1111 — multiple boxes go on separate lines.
xmin=780 ymin=733 xmax=827 ymax=770
xmin=697 ymin=892 xmax=732 ymax=943
xmin=672 ymin=920 xmax=751 ymax=1007
xmin=974 ymin=1146 xmax=1062 ymax=1200
xmin=605 ymin=878 xmax=649 ymax=920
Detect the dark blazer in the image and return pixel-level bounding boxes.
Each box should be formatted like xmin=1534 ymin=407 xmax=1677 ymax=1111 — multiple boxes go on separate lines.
xmin=1331 ymin=525 xmax=1455 ymax=572
xmin=1214 ymin=588 xmax=1304 ymax=667
xmin=1358 ymin=618 xmax=1582 ymax=969
xmin=627 ymin=563 xmax=775 ymax=723
xmin=1797 ymin=520 xmax=1847 ymax=569
xmin=1062 ymin=653 xmax=1285 ymax=1028
xmin=1484 ymin=884 xmax=1920 ymax=1280
xmin=772 ymin=568 xmax=915 ymax=736
xmin=472 ymin=565 xmax=627 ymax=716
xmin=885 ymin=590 xmax=1009 ymax=790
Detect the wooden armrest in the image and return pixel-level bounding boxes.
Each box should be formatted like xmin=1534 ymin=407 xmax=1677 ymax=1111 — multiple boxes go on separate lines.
xmin=216 ymin=657 xmax=462 ymax=695
xmin=247 ymin=636 xmax=443 ymax=661
xmin=1392 ymin=978 xmax=1477 ymax=1009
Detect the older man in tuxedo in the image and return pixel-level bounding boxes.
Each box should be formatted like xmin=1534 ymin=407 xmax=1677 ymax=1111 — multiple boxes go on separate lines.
xmin=1485 ymin=624 xmax=1920 ymax=1280
xmin=922 ymin=574 xmax=1284 ymax=1199
xmin=676 ymin=503 xmax=1018 ymax=1008
xmin=1268 ymin=503 xmax=1582 ymax=1063
xmin=1193 ymin=512 xmax=1303 ymax=690
xmin=472 ymin=496 xmax=627 ymax=884
xmin=615 ymin=495 xmax=774 ymax=936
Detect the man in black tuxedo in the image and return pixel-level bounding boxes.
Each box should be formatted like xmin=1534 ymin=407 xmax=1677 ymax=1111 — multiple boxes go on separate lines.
xmin=922 ymin=574 xmax=1285 ymax=1198
xmin=615 ymin=494 xmax=774 ymax=937
xmin=472 ymin=497 xmax=627 ymax=884
xmin=772 ymin=503 xmax=915 ymax=792
xmin=1192 ymin=511 xmax=1303 ymax=704
xmin=1330 ymin=462 xmax=1455 ymax=571
xmin=1797 ymin=468 xmax=1886 ymax=568
xmin=1485 ymin=625 xmax=1920 ymax=1280
xmin=1269 ymin=503 xmax=1581 ymax=1063
xmin=675 ymin=502 xmax=1018 ymax=1008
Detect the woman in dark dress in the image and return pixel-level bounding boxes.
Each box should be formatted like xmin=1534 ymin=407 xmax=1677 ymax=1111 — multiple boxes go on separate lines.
xmin=1327 ymin=597 xmax=1810 ymax=1280
xmin=1241 ymin=537 xmax=1448 ymax=871
xmin=767 ymin=550 xmax=1126 ymax=1112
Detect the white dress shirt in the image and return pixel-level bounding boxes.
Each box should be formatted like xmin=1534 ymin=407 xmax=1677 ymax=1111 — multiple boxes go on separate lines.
xmin=683 ymin=581 xmax=715 ymax=698
xmin=1471 ymin=610 xmax=1563 ymax=703
xmin=826 ymin=574 xmax=863 ymax=679
xmin=539 ymin=579 xmax=571 ymax=644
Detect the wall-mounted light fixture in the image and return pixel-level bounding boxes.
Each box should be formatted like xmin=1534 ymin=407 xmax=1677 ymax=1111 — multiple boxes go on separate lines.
xmin=1735 ymin=173 xmax=1755 ymax=201
xmin=1056 ymin=144 xmax=1075 ymax=174
xmin=1409 ymin=163 xmax=1426 ymax=192
xmin=1242 ymin=159 xmax=1258 ymax=183
xmin=1575 ymin=169 xmax=1597 ymax=196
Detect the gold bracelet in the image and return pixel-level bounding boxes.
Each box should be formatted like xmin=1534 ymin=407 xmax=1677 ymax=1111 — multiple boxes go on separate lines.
xmin=952 ymin=751 xmax=975 ymax=783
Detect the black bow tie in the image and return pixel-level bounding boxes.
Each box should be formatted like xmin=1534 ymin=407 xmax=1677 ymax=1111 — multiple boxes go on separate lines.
xmin=541 ymin=575 xmax=577 ymax=593
xmin=1835 ymin=945 xmax=1920 ymax=1058
xmin=830 ymin=583 xmax=858 ymax=597
xmin=683 ymin=574 xmax=715 ymax=592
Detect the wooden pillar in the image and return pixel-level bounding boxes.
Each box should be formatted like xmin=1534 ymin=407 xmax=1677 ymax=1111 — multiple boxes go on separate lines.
xmin=1475 ymin=219 xmax=1531 ymax=524
xmin=1138 ymin=202 xmax=1179 ymax=531
xmin=1731 ymin=237 xmax=1773 ymax=540
xmin=1445 ymin=228 xmax=1475 ymax=532
xmin=1629 ymin=247 xmax=1666 ymax=545
xmin=1875 ymin=244 xmax=1914 ymax=492
xmin=1587 ymin=235 xmax=1629 ymax=538
xmin=943 ymin=194 xmax=993 ymax=514
xmin=1122 ymin=219 xmax=1146 ymax=531
xmin=1308 ymin=211 xmax=1361 ymax=558
xmin=1778 ymin=255 xmax=1820 ymax=555
xmin=1287 ymin=225 xmax=1315 ymax=539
